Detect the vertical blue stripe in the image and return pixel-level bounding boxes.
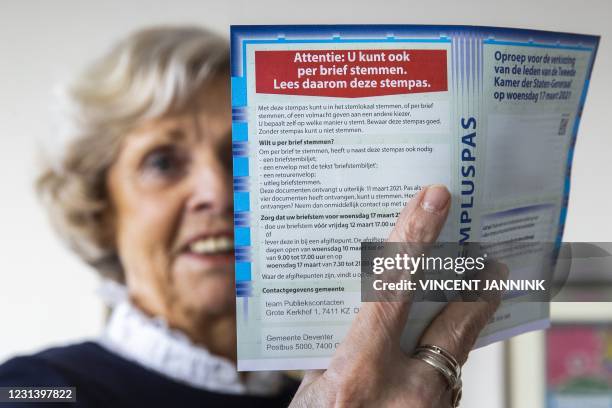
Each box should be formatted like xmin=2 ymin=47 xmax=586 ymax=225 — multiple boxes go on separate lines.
xmin=234 ymin=192 xmax=250 ymax=212
xmin=233 ymin=157 xmax=249 ymax=177
xmin=235 ymin=227 xmax=251 ymax=246
xmin=232 ymin=122 xmax=248 ymax=142
xmin=235 ymin=262 xmax=252 ymax=281
xmin=231 ymin=76 xmax=247 ymax=107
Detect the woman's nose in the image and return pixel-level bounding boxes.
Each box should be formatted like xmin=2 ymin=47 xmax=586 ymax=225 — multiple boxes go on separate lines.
xmin=185 ymin=152 xmax=233 ymax=214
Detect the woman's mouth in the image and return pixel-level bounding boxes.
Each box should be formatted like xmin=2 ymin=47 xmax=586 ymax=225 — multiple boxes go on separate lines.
xmin=180 ymin=235 xmax=235 ymax=265
xmin=188 ymin=236 xmax=234 ymax=255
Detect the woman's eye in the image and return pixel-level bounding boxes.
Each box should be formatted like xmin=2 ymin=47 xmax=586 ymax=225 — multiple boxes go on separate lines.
xmin=141 ymin=147 xmax=185 ymax=178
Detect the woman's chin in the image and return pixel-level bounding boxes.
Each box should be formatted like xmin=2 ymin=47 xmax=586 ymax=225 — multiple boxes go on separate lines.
xmin=172 ymin=263 xmax=236 ymax=317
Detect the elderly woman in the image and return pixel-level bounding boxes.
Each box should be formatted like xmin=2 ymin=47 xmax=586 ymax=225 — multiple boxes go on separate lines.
xmin=0 ymin=26 xmax=500 ymax=407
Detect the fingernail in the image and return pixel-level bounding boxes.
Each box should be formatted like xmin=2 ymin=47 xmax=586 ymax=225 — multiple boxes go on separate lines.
xmin=421 ymin=185 xmax=450 ymax=213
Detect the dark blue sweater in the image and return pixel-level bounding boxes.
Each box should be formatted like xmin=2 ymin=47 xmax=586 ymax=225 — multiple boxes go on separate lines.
xmin=0 ymin=342 xmax=298 ymax=407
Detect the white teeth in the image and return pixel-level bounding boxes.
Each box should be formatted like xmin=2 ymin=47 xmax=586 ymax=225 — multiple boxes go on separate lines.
xmin=189 ymin=236 xmax=234 ymax=254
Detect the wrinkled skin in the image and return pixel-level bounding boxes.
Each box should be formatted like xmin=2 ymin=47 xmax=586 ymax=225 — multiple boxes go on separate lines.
xmin=290 ymin=185 xmax=504 ymax=407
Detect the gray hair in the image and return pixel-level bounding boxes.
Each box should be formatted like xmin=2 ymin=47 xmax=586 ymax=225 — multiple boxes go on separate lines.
xmin=37 ymin=26 xmax=229 ymax=282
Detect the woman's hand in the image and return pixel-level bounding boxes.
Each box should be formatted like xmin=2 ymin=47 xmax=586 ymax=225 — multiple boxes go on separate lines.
xmin=290 ymin=185 xmax=503 ymax=407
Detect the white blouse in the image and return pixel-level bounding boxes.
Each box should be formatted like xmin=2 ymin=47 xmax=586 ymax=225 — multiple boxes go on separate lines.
xmin=96 ymin=283 xmax=285 ymax=396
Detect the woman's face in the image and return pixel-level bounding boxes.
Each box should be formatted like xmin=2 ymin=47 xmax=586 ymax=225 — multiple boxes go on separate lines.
xmin=107 ymin=79 xmax=235 ymax=337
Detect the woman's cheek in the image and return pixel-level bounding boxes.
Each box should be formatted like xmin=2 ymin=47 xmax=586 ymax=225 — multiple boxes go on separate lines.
xmin=138 ymin=197 xmax=179 ymax=270
xmin=121 ymin=196 xmax=179 ymax=312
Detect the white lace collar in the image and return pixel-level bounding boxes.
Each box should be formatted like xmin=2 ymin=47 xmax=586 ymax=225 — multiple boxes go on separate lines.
xmin=97 ymin=299 xmax=284 ymax=396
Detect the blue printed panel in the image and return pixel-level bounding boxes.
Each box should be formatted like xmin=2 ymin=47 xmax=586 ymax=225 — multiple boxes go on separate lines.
xmin=236 ymin=281 xmax=253 ymax=297
xmin=233 ymin=176 xmax=249 ymax=193
xmin=235 ymin=262 xmax=251 ymax=281
xmin=233 ymin=157 xmax=249 ymax=177
xmin=232 ymin=122 xmax=248 ymax=142
xmin=231 ymin=76 xmax=247 ymax=107
xmin=232 ymin=107 xmax=247 ymax=121
xmin=234 ymin=211 xmax=250 ymax=227
xmin=235 ymin=246 xmax=251 ymax=262
xmin=234 ymin=227 xmax=251 ymax=247
xmin=232 ymin=142 xmax=249 ymax=157
xmin=234 ymin=192 xmax=250 ymax=212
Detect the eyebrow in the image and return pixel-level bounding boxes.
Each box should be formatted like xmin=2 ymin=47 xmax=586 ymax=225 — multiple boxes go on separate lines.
xmin=166 ymin=128 xmax=187 ymax=142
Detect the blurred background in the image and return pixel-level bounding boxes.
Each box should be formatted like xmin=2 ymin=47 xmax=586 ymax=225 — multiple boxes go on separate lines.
xmin=1 ymin=1 xmax=610 ymax=407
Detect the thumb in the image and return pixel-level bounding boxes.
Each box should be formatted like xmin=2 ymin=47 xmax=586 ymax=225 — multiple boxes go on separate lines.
xmin=334 ymin=185 xmax=451 ymax=363
xmin=388 ymin=184 xmax=451 ymax=243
